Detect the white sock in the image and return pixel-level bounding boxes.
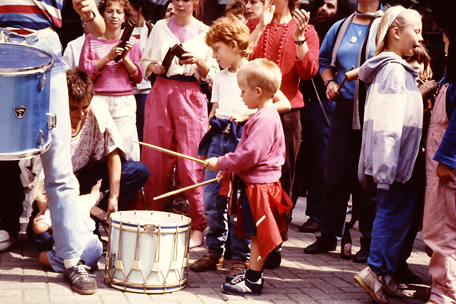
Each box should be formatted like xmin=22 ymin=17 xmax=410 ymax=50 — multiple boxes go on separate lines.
xmin=63 ymin=257 xmax=80 ymax=269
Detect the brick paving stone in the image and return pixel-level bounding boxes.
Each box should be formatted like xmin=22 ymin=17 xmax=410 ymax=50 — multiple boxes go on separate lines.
xmin=0 ymin=196 xmax=432 ymax=304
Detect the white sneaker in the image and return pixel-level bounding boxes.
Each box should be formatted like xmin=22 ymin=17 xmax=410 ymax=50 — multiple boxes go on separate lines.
xmin=354 ymin=266 xmax=389 ymax=304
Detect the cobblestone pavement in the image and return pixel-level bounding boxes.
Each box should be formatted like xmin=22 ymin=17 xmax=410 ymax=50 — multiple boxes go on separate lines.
xmin=0 ymin=197 xmax=431 ymax=304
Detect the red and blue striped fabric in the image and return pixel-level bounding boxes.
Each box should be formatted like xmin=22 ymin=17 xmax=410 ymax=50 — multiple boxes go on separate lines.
xmin=0 ymin=0 xmax=65 ymax=33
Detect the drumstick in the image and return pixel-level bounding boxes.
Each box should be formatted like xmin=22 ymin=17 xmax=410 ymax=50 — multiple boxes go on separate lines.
xmin=337 ymin=66 xmax=355 ymax=92
xmin=136 ymin=141 xmax=205 ymax=165
xmin=153 ymin=178 xmax=220 ymax=200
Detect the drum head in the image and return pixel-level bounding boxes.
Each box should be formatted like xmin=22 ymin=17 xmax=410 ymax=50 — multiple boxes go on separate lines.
xmin=0 ymin=44 xmax=53 ymax=75
xmin=110 ymin=210 xmax=190 ymax=229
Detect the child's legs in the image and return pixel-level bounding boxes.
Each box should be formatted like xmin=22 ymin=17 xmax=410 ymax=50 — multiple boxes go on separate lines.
xmin=95 ymin=95 xmax=140 ymax=161
xmin=172 ymin=82 xmax=208 ymax=232
xmin=249 ymin=236 xmax=264 ymax=271
xmin=368 ymin=173 xmax=420 ymax=277
xmin=428 ymin=180 xmax=456 ymax=303
xmin=141 ymin=80 xmax=177 ymax=211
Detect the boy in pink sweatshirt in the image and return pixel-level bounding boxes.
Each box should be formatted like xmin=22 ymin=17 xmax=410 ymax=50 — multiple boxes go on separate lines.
xmin=205 ymin=58 xmax=293 ymax=296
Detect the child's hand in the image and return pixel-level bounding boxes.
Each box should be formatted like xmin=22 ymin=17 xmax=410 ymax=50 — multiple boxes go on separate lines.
xmin=90 ymin=179 xmax=102 ymax=203
xmin=204 ymin=157 xmax=220 ymax=172
xmin=148 ymin=61 xmax=166 ymax=75
xmin=436 ymin=162 xmax=455 ymax=183
xmin=216 ymin=171 xmax=224 ymax=182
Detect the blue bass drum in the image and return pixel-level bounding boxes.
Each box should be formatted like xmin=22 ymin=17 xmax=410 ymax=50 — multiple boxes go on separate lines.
xmin=0 ymin=44 xmax=55 ymax=160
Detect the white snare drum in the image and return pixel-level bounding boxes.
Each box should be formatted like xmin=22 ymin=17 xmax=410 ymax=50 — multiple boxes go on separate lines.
xmin=105 ymin=211 xmax=191 ymax=293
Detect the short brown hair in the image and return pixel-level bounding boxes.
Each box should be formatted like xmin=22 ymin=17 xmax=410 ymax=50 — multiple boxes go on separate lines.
xmin=66 ymin=68 xmax=94 ymax=105
xmin=237 ymin=59 xmax=282 ymax=95
xmin=98 ymin=0 xmax=131 ymax=17
xmin=205 ymin=15 xmax=253 ymax=58
xmin=225 ymin=0 xmax=248 ymax=21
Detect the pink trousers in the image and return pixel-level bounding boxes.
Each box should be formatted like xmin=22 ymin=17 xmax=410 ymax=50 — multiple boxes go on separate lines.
xmin=141 ymin=77 xmax=207 ymax=231
xmin=423 ymin=84 xmax=456 ymax=304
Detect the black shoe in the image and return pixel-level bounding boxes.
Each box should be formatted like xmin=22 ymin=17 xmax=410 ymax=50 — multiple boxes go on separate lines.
xmin=63 ymin=261 xmax=97 ymax=295
xmin=353 ymin=247 xmax=369 ymax=263
xmin=396 ymin=268 xmax=423 ymax=285
xmin=304 ymin=237 xmax=336 ymax=254
xmin=299 ymin=218 xmax=321 ymax=233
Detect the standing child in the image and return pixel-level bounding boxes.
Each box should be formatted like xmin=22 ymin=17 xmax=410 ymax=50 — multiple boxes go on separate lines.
xmin=192 ymin=16 xmax=290 ymax=280
xmin=423 ymin=31 xmax=456 ymax=304
xmin=205 ymin=58 xmax=293 ymax=295
xmin=79 ymin=0 xmax=143 ymax=161
xmin=353 ymin=6 xmax=424 ymax=303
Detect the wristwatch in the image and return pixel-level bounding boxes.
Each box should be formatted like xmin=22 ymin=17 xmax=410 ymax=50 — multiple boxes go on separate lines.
xmin=324 ymin=79 xmax=336 ymax=87
xmin=294 ymin=39 xmax=306 ymax=45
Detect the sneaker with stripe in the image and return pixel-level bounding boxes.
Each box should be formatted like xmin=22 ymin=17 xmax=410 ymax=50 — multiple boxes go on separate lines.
xmin=221 ymin=274 xmax=263 ymax=296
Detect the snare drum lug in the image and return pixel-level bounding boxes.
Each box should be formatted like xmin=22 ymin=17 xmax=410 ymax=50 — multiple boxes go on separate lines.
xmin=144 ymin=224 xmax=156 ymax=236
xmin=47 ymin=113 xmax=56 ymax=129
xmin=40 ymin=73 xmax=47 ymax=91
xmin=39 ymin=130 xmax=45 ymax=152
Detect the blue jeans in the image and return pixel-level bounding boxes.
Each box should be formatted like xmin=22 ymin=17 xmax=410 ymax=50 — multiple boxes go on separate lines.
xmin=76 ymin=161 xmax=149 ymax=211
xmin=203 ymin=132 xmax=250 ymax=261
xmin=320 ymin=99 xmax=377 ymax=247
xmin=368 ymin=165 xmax=422 ymax=277
xmin=0 ymin=28 xmax=82 ymax=259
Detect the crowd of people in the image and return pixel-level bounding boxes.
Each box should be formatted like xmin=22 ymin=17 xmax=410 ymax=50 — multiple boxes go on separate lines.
xmin=0 ymin=0 xmax=455 ymax=302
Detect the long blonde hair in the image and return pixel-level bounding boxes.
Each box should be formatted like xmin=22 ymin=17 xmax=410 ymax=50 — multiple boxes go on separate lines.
xmin=374 ymin=6 xmax=421 ymax=56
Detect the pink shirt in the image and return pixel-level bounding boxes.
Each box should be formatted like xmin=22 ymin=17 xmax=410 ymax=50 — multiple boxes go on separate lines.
xmin=167 ymin=16 xmax=202 ymax=44
xmin=218 ymin=107 xmax=285 ymax=183
xmin=79 ymin=34 xmax=143 ymax=96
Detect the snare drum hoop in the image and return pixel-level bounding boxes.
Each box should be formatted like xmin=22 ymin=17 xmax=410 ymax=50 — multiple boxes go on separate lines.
xmin=0 ymin=44 xmax=54 ymax=76
xmin=105 ymin=210 xmax=191 ymax=294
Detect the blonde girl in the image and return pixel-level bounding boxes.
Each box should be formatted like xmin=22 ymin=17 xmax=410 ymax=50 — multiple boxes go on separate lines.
xmin=354 ymin=6 xmax=424 ymax=303
xmin=140 ymin=0 xmax=219 ymax=248
xmin=79 ymin=0 xmax=143 ymax=161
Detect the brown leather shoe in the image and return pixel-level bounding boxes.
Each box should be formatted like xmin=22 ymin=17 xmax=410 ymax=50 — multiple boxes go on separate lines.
xmin=225 ymin=260 xmax=249 ymax=282
xmin=190 ymin=251 xmax=224 ymax=272
xmin=299 ymin=218 xmax=321 ymax=232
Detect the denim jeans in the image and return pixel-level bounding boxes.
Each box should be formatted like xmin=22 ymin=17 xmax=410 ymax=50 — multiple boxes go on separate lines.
xmin=76 ymin=161 xmax=149 ymax=211
xmin=320 ymin=99 xmax=377 ymax=246
xmin=0 ymin=28 xmax=82 ymax=259
xmin=368 ymin=164 xmax=422 ymax=277
xmin=203 ymin=132 xmax=250 ymax=261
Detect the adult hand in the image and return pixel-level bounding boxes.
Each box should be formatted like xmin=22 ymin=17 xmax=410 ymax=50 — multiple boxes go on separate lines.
xmin=436 ymin=162 xmax=455 ymax=183
xmin=179 ymin=52 xmax=202 ymax=65
xmin=73 ymin=0 xmax=97 ymax=20
xmin=121 ymin=41 xmax=133 ymax=60
xmin=216 ymin=172 xmax=224 ymax=182
xmin=204 ymin=157 xmax=220 ymax=172
xmin=104 ymin=197 xmax=118 ymax=221
xmin=293 ymin=9 xmax=310 ymax=41
xmin=326 ymin=81 xmax=340 ymax=101
xmin=259 ymin=0 xmax=275 ymax=29
xmin=148 ymin=61 xmax=166 ymax=75
xmin=106 ymin=41 xmax=124 ymax=62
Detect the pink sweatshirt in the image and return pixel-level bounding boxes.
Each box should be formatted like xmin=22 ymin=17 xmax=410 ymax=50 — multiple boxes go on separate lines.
xmin=218 ymin=107 xmax=285 ymax=183
xmin=79 ymin=34 xmax=143 ymax=96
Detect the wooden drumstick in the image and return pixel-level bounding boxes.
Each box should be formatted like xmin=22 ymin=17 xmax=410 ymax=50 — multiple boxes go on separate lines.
xmin=337 ymin=66 xmax=355 ymax=92
xmin=136 ymin=141 xmax=205 ymax=165
xmin=153 ymin=178 xmax=220 ymax=200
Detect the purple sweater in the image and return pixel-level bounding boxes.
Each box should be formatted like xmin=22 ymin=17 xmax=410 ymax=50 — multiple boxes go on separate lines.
xmin=218 ymin=107 xmax=285 ymax=183
xmin=79 ymin=34 xmax=143 ymax=96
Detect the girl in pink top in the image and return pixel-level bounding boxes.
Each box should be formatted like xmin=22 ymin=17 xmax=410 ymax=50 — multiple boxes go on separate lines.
xmin=140 ymin=0 xmax=219 ymax=248
xmin=79 ymin=0 xmax=143 ymax=161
